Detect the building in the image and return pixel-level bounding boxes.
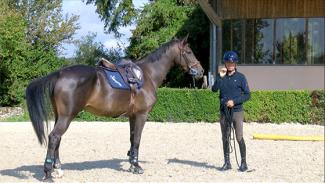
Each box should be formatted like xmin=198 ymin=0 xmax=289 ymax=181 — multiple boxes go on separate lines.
xmin=198 ymin=0 xmax=324 ymax=90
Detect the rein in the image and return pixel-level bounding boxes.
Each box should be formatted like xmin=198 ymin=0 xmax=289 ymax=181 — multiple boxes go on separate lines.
xmin=224 ymin=106 xmax=240 ymax=168
xmin=225 ymin=106 xmax=256 ymax=173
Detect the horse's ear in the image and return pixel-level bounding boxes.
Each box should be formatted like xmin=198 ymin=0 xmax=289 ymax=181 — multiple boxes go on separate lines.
xmin=181 ymin=34 xmax=189 ymax=46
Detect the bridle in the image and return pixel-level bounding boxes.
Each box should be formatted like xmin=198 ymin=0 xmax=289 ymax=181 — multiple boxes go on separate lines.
xmin=179 ymin=47 xmax=200 ymax=76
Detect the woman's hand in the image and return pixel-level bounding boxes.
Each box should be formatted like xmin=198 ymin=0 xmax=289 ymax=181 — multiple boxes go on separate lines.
xmin=219 ymin=68 xmax=227 ymax=78
xmin=226 ymin=100 xmax=234 ymax=108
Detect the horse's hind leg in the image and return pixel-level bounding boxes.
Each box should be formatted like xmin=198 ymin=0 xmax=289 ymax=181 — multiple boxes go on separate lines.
xmin=53 ymin=114 xmax=63 ymax=171
xmin=52 ymin=137 xmax=64 ymax=178
xmin=53 ymin=137 xmax=61 ymax=168
xmin=43 ymin=116 xmax=72 ymax=180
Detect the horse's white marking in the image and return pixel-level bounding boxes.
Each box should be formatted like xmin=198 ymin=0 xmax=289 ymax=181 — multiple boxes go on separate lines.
xmin=52 ymin=168 xmax=64 ymax=178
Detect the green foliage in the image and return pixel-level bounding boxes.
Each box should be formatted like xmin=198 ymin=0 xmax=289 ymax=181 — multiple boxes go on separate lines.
xmin=74 ymin=110 xmax=128 ymax=122
xmin=73 ymin=32 xmax=124 ymax=66
xmin=126 ymin=0 xmax=209 ymax=87
xmin=5 ymin=89 xmax=323 ymax=124
xmin=148 ymin=88 xmax=218 ymax=122
xmin=127 ymin=0 xmax=196 ymax=59
xmin=73 ymin=33 xmax=109 ymax=66
xmin=0 ymin=4 xmax=31 ymax=105
xmin=148 ymin=89 xmax=324 ymax=124
xmin=85 ymin=0 xmax=137 ymax=37
xmin=244 ymin=91 xmax=310 ymax=123
xmin=86 ymin=0 xmax=199 ymax=38
xmin=0 ymin=1 xmax=71 ymax=106
xmin=13 ymin=0 xmax=79 ymax=52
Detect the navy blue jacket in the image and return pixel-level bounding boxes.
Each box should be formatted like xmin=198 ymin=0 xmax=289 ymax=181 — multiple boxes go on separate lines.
xmin=212 ymin=71 xmax=250 ymax=112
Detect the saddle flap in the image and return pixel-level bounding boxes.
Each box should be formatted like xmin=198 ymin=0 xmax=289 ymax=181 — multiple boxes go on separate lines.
xmin=104 ymin=70 xmax=130 ymax=90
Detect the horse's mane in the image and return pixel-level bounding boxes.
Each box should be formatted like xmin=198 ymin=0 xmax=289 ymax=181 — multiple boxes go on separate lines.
xmin=139 ymin=39 xmax=180 ymax=63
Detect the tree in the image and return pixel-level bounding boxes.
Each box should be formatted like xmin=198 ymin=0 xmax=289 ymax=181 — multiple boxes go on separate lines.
xmin=0 ymin=1 xmax=28 ymax=105
xmin=0 ymin=1 xmax=70 ymax=106
xmin=85 ymin=0 xmax=137 ymax=37
xmin=85 ymin=0 xmax=198 ymax=37
xmin=73 ymin=33 xmax=123 ymax=66
xmin=127 ymin=0 xmax=209 ymax=87
xmin=12 ymin=0 xmax=79 ymax=52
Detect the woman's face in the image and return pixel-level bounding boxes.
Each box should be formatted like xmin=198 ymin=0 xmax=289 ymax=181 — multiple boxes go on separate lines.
xmin=225 ymin=62 xmax=236 ymax=72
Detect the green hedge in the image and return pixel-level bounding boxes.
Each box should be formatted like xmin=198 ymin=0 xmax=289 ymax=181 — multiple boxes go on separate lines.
xmin=243 ymin=90 xmax=324 ymax=124
xmin=149 ymin=88 xmax=324 ymax=124
xmin=3 ymin=88 xmax=324 ymax=124
xmin=148 ymin=88 xmax=218 ymax=122
xmin=75 ymin=88 xmax=324 ymax=124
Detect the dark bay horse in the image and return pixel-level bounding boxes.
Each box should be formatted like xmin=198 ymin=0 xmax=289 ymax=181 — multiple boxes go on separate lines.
xmin=25 ymin=36 xmax=204 ymax=179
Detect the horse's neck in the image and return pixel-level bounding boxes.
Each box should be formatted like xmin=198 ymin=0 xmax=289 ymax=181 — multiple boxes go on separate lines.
xmin=138 ymin=52 xmax=175 ymax=89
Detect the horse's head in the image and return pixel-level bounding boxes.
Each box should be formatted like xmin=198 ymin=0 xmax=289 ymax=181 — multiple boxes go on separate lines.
xmin=175 ymin=36 xmax=204 ymax=79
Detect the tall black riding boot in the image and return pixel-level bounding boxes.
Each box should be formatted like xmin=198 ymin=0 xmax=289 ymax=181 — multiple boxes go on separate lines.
xmin=220 ymin=138 xmax=232 ymax=171
xmin=238 ymin=138 xmax=248 ymax=172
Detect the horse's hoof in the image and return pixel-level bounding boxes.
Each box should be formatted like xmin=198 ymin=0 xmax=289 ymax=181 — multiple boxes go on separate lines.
xmin=52 ymin=168 xmax=64 ymax=178
xmin=42 ymin=174 xmax=52 ymax=182
xmin=128 ymin=164 xmax=144 ymax=174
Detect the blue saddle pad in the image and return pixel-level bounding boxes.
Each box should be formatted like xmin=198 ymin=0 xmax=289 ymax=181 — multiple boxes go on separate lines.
xmin=103 ymin=69 xmax=130 ymax=90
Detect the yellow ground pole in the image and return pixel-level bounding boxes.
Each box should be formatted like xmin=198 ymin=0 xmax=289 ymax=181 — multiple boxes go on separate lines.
xmin=253 ymin=133 xmax=325 ymax=141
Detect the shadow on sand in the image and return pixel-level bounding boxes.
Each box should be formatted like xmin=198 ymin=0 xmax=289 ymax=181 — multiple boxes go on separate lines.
xmin=167 ymin=158 xmax=218 ymax=170
xmin=0 ymin=158 xmax=137 ymax=181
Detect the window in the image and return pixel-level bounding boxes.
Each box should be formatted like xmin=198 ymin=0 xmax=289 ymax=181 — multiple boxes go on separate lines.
xmin=307 ymin=18 xmax=325 ymax=64
xmin=222 ymin=18 xmax=325 ymax=65
xmin=245 ymin=19 xmax=274 ymax=64
xmin=275 ymin=18 xmax=305 ymax=64
xmin=222 ymin=20 xmax=243 ymax=63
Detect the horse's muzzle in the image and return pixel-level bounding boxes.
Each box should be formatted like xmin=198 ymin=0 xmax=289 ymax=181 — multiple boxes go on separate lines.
xmin=190 ymin=68 xmax=204 ymax=79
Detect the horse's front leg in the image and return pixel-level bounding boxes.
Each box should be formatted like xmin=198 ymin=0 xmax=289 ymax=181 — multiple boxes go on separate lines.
xmin=128 ymin=113 xmax=147 ymax=174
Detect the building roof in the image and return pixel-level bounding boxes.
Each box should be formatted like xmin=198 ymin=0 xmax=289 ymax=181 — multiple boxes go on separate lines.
xmin=199 ymin=0 xmax=325 ymax=25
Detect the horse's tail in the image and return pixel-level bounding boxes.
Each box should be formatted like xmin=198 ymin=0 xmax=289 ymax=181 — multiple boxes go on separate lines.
xmin=25 ymin=71 xmax=59 ymax=145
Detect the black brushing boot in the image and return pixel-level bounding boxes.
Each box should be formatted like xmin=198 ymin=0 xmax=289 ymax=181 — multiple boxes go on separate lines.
xmin=220 ymin=138 xmax=232 ymax=171
xmin=238 ymin=138 xmax=248 ymax=172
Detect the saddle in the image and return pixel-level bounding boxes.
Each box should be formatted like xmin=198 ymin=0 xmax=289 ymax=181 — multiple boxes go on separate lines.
xmin=97 ymin=58 xmax=144 ymax=90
